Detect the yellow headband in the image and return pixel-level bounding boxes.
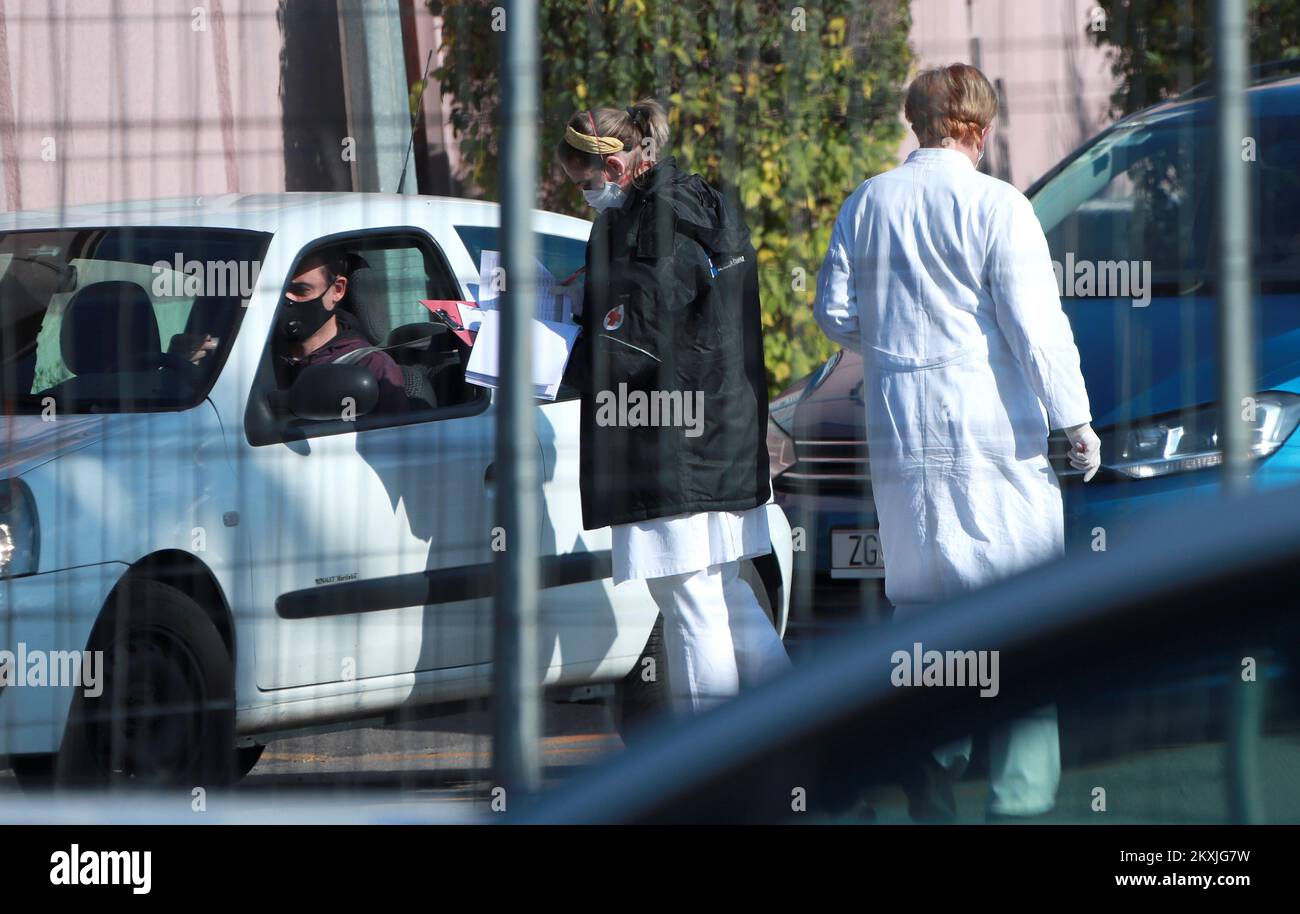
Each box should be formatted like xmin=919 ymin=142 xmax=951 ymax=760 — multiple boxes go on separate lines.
xmin=564 ymin=123 xmax=625 ymax=155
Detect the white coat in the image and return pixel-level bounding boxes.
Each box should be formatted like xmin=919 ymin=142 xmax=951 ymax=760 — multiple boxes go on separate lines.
xmin=814 ymin=147 xmax=1092 ymax=609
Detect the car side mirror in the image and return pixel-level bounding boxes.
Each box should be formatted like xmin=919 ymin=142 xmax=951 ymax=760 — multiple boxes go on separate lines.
xmin=283 ymin=362 xmax=379 ymax=421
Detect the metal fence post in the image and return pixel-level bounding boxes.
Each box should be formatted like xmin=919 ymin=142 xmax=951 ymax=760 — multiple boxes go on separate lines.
xmin=494 ymin=0 xmax=542 ymax=800
xmin=1214 ymin=0 xmax=1262 ymax=825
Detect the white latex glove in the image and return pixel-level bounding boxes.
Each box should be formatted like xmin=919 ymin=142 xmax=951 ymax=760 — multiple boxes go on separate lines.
xmin=1064 ymin=422 xmax=1101 ymax=482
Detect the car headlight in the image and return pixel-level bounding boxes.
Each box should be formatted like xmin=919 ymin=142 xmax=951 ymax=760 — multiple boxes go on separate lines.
xmin=767 ymin=352 xmax=847 ymax=480
xmin=1099 ymin=391 xmax=1300 ymax=479
xmin=768 ymin=389 xmax=800 ymax=433
xmin=809 ymin=349 xmax=843 ymax=391
xmin=0 ymin=478 xmax=40 ymax=578
xmin=767 ymin=417 xmax=796 ymax=477
xmin=767 ymin=381 xmax=805 ymax=479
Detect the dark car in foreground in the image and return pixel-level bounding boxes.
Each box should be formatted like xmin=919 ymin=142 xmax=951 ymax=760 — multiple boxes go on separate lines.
xmin=516 ymin=481 xmax=1300 ymax=825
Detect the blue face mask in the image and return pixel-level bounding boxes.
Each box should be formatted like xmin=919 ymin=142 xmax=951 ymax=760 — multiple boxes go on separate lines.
xmin=583 ymin=179 xmax=626 ymax=213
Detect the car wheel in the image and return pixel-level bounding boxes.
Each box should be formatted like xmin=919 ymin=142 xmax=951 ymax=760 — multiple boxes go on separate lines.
xmin=616 ymin=614 xmax=669 ymax=744
xmin=739 ymin=558 xmax=779 ymax=630
xmin=55 ymin=578 xmax=235 ymax=789
xmin=7 ymin=753 xmax=56 ymax=792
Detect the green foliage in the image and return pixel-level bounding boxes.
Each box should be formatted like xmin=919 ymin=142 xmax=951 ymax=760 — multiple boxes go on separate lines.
xmin=428 ymin=0 xmax=913 ymax=394
xmin=1088 ymin=0 xmax=1300 ymax=116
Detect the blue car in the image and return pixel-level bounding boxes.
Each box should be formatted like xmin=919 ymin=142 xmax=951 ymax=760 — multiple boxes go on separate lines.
xmin=770 ymin=70 xmax=1300 ymax=639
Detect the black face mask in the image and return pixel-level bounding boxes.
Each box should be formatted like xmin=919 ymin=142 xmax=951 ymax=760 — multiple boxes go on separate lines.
xmin=277 ymin=278 xmax=336 ymax=342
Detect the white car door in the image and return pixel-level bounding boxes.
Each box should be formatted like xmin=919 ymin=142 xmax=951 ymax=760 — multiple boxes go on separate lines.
xmin=449 ymin=223 xmax=660 ymax=677
xmin=242 ymin=230 xmax=505 ymax=691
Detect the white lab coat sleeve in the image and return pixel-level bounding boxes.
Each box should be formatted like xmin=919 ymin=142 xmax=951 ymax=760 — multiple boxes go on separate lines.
xmin=987 ymin=191 xmax=1092 ymax=430
xmin=813 ymin=210 xmax=863 ymax=354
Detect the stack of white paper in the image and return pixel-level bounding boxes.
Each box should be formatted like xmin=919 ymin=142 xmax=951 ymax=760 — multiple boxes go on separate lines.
xmin=475 ymin=250 xmax=504 ymax=308
xmin=464 ymin=309 xmax=581 ymax=401
xmin=475 ymin=249 xmax=575 ymax=325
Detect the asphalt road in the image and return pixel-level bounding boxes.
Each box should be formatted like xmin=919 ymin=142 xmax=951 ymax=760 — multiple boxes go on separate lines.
xmin=0 ymin=700 xmax=628 ymax=820
xmin=239 ymin=700 xmax=624 ymax=801
xmin=4 ymin=696 xmax=1300 ymax=824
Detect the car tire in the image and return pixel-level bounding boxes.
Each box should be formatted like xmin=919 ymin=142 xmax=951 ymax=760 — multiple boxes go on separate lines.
xmin=7 ymin=753 xmax=57 ymax=792
xmin=615 ymin=560 xmax=780 ymax=743
xmin=739 ymin=558 xmax=778 ymax=630
xmin=616 ymin=614 xmax=669 ymax=744
xmin=55 ymin=578 xmax=236 ymax=789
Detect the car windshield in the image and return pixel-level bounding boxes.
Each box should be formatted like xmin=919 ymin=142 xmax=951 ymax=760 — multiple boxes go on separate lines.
xmin=453 ymin=224 xmax=589 ymax=289
xmin=0 ymin=227 xmax=270 ymax=414
xmin=1031 ymin=108 xmax=1300 ymax=288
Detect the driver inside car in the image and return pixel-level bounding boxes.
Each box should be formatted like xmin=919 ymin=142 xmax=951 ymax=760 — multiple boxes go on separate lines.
xmin=271 ymin=249 xmax=409 ymax=416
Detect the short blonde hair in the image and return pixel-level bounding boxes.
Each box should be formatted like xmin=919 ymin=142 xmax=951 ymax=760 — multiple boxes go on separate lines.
xmin=904 ymin=64 xmax=998 ymax=147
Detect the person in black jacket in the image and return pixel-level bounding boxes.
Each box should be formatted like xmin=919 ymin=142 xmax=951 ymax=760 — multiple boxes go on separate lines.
xmin=558 ymin=99 xmax=789 ymax=715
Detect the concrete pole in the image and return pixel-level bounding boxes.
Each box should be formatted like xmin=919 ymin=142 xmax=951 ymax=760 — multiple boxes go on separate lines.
xmin=337 ymin=0 xmax=417 ymax=194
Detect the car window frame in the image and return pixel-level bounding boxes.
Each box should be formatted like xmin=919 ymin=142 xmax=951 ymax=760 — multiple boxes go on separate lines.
xmin=242 ymin=226 xmax=490 ymax=447
xmin=1 ymin=226 xmax=273 ymax=416
xmin=1032 ymin=103 xmax=1300 ymax=294
xmin=453 ymin=224 xmax=589 ymax=405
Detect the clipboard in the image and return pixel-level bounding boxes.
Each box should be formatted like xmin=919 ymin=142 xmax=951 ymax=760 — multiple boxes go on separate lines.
xmin=420 ymin=300 xmax=480 ymax=347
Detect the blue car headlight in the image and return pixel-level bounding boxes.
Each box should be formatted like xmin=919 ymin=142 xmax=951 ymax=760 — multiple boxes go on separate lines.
xmin=0 ymin=478 xmax=40 ymax=578
xmin=1099 ymin=391 xmax=1300 ymax=479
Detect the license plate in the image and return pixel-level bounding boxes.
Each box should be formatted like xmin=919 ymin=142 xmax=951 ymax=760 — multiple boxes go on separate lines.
xmin=831 ymin=529 xmax=885 ymax=579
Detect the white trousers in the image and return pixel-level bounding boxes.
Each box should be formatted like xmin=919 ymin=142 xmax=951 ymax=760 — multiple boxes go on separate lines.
xmin=894 ymin=602 xmax=1060 ymax=816
xmin=931 ymin=706 xmax=1061 ymax=816
xmin=644 ymin=560 xmax=792 ymax=715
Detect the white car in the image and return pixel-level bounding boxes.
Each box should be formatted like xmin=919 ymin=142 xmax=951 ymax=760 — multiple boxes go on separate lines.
xmin=0 ymin=192 xmax=793 ymax=787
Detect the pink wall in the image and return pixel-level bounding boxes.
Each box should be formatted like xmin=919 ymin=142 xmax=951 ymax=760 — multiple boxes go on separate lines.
xmin=901 ymin=0 xmax=1117 ymax=189
xmin=0 ymin=0 xmax=285 ymax=212
xmin=0 ymin=0 xmax=1121 ymax=212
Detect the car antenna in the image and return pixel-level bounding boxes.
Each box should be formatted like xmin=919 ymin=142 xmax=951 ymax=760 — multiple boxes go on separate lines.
xmin=397 ymin=48 xmax=435 ymax=196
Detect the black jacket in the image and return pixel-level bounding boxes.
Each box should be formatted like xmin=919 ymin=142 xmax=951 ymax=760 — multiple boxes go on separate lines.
xmin=566 ymin=158 xmax=770 ymax=530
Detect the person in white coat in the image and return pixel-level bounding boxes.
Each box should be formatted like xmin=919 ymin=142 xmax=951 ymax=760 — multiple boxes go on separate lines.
xmin=813 ymin=63 xmax=1101 ymax=819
